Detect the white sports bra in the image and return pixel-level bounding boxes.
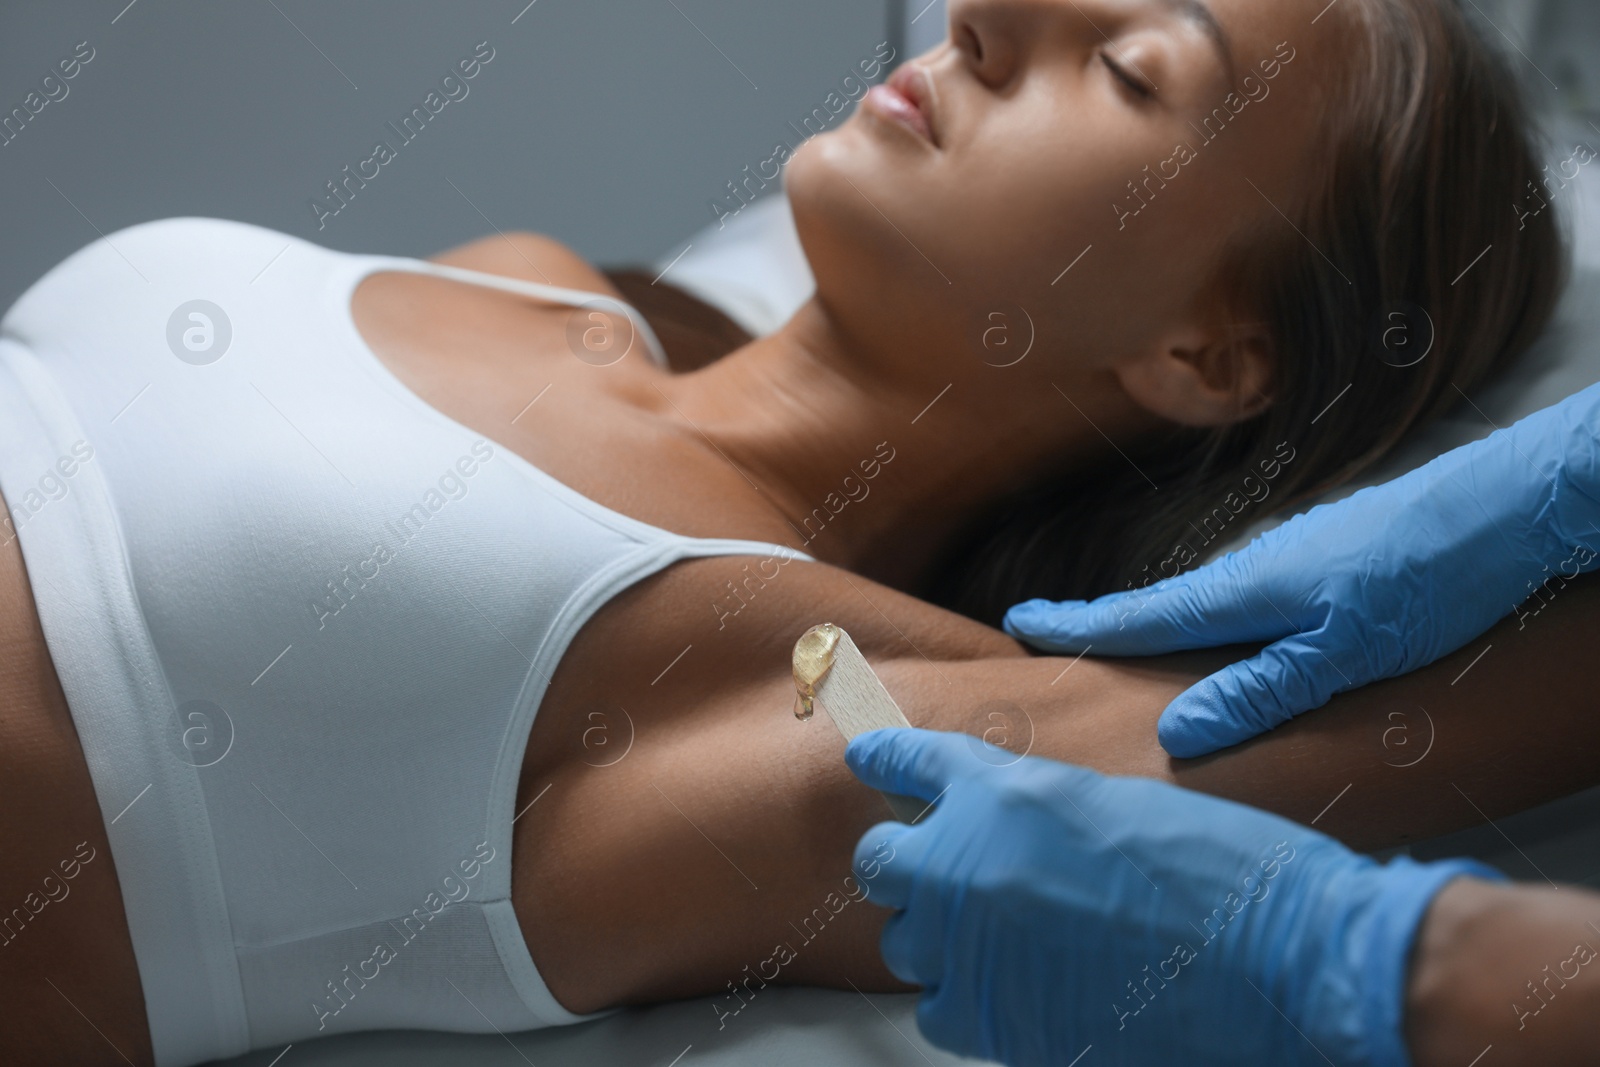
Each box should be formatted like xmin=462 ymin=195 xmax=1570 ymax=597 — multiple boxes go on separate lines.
xmin=0 ymin=217 xmax=811 ymax=1066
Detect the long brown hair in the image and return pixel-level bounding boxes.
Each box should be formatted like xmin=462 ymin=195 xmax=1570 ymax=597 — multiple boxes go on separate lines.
xmin=924 ymin=0 xmax=1571 ymax=625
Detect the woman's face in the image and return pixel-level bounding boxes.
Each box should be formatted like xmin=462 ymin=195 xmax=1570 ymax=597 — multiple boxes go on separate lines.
xmin=787 ymin=0 xmax=1348 ymax=395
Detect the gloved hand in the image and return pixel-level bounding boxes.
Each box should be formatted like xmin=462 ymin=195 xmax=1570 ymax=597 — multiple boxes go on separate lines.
xmin=848 ymin=728 xmax=1496 ymax=1067
xmin=1005 ymin=383 xmax=1600 ymax=756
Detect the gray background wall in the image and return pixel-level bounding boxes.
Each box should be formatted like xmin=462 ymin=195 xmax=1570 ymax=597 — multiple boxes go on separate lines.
xmin=0 ymin=0 xmax=901 ymax=310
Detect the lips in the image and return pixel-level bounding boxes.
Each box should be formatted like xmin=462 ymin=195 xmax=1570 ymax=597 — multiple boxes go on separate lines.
xmin=866 ymin=63 xmax=938 ymax=146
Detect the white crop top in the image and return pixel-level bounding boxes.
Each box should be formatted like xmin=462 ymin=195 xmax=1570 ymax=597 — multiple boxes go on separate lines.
xmin=0 ymin=218 xmax=811 ymax=1066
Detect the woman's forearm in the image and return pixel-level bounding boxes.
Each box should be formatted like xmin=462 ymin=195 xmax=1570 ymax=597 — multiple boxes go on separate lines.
xmin=1407 ymin=878 xmax=1600 ymax=1065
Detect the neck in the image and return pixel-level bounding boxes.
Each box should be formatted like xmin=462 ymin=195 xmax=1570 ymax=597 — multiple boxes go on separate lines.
xmin=653 ymin=298 xmax=1124 ymax=588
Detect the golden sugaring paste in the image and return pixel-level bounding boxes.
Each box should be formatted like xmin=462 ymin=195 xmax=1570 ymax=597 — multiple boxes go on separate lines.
xmin=791 ymin=622 xmax=841 ymax=721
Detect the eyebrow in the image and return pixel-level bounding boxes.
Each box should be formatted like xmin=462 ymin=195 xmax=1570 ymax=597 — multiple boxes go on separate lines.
xmin=1165 ymin=0 xmax=1236 ymax=87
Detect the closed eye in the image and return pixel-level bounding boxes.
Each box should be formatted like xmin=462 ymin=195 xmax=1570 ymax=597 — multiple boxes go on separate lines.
xmin=1101 ymin=51 xmax=1154 ymax=100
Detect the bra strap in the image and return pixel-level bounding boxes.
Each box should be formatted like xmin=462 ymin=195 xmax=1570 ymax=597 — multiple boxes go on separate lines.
xmin=372 ymin=257 xmax=670 ymax=369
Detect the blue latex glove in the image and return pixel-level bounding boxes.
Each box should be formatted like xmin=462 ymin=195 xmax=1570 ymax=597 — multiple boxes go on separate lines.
xmin=1005 ymin=383 xmax=1600 ymax=756
xmin=848 ymin=728 xmax=1496 ymax=1067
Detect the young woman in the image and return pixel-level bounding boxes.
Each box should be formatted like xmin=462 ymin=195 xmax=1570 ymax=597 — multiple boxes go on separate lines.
xmin=0 ymin=0 xmax=1577 ymax=1063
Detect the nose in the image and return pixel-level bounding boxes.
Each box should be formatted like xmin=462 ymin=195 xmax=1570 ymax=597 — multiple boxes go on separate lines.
xmin=944 ymin=0 xmax=1024 ymax=89
xmin=944 ymin=0 xmax=1094 ymax=90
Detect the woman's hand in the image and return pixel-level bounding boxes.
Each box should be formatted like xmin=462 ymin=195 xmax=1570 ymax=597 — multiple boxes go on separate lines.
xmin=1003 ymin=383 xmax=1600 ymax=757
xmin=847 ymin=728 xmax=1496 ymax=1067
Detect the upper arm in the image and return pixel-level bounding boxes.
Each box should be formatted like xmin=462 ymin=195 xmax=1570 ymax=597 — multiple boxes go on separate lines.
xmin=883 ymin=570 xmax=1600 ymax=854
xmin=1168 ymin=571 xmax=1600 ymax=850
xmin=660 ymin=552 xmax=1600 ymax=853
xmin=429 ymin=231 xmax=624 ymax=301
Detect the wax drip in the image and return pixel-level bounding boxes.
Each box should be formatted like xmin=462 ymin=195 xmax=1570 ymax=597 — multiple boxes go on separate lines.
xmin=791 ymin=623 xmax=841 ymax=721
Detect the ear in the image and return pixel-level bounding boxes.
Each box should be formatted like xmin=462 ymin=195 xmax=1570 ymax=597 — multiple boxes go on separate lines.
xmin=1113 ymin=318 xmax=1275 ymax=427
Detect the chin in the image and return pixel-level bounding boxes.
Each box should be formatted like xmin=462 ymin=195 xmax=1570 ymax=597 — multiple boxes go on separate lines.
xmin=784 ymin=125 xmax=857 ymax=211
xmin=791 ymin=111 xmax=932 ymax=189
xmin=788 ymin=122 xmax=929 ymax=271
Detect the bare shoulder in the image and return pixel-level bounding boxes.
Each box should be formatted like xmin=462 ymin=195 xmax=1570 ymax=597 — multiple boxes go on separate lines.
xmin=429 ymin=231 xmax=623 ymax=300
